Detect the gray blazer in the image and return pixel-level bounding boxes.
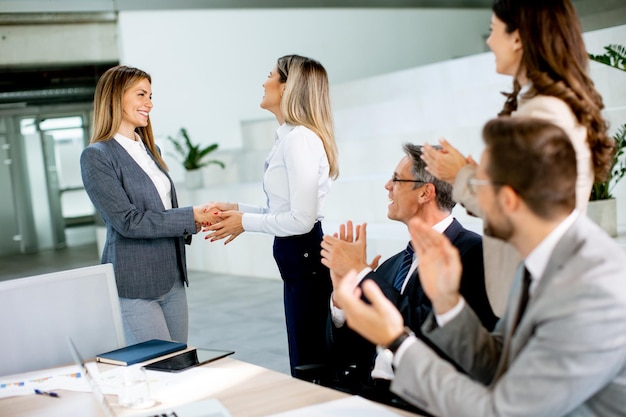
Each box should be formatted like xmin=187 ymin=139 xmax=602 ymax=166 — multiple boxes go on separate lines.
xmin=80 ymin=139 xmax=196 ymax=299
xmin=391 ymin=215 xmax=626 ymax=417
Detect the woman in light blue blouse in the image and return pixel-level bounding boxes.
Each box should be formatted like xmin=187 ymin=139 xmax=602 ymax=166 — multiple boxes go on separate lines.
xmin=206 ymin=55 xmax=339 ymax=375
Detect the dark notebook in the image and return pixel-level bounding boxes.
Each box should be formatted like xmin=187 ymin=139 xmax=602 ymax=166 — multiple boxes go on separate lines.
xmin=96 ymin=339 xmax=187 ymax=366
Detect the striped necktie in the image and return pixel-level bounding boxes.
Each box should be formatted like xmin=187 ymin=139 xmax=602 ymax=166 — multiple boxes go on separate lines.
xmin=393 ymin=242 xmax=414 ymax=291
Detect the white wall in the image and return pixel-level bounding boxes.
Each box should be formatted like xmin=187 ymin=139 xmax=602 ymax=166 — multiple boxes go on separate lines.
xmin=327 ymin=24 xmax=626 ymax=226
xmin=179 ymin=24 xmax=626 ymax=279
xmin=117 ymin=8 xmax=492 ymax=180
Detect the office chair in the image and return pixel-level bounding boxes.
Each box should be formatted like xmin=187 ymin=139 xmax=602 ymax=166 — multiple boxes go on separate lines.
xmin=0 ymin=264 xmax=125 ymax=376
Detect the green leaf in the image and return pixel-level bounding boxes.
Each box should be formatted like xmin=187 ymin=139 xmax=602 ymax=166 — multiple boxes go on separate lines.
xmin=588 ymin=43 xmax=626 ymax=200
xmin=166 ymin=127 xmax=225 ymax=171
xmin=589 ymin=44 xmax=626 ymax=72
xmin=591 ymin=123 xmax=626 ymax=200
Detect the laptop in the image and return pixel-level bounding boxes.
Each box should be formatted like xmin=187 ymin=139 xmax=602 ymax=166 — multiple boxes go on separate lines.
xmin=68 ymin=338 xmax=232 ymax=417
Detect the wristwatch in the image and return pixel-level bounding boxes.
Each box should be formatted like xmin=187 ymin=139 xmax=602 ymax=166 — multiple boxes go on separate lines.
xmin=383 ymin=327 xmax=415 ymax=363
xmin=387 ymin=327 xmax=415 ymax=355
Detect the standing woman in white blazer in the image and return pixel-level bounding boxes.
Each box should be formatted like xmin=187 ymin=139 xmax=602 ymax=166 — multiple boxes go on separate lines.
xmin=205 ymin=55 xmax=339 ymax=376
xmin=419 ymin=0 xmax=614 ymax=315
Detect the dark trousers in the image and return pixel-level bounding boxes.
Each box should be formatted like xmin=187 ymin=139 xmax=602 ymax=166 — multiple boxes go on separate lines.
xmin=273 ymin=222 xmax=332 ymax=376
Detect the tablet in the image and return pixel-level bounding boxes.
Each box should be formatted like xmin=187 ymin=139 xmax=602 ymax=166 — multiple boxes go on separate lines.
xmin=144 ymin=348 xmax=234 ymax=372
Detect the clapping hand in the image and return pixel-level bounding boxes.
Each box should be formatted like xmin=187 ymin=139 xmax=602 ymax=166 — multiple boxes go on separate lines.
xmin=321 ymin=221 xmax=381 ymax=277
xmin=321 ymin=221 xmax=381 ymax=308
xmin=421 ymin=138 xmax=476 ymax=184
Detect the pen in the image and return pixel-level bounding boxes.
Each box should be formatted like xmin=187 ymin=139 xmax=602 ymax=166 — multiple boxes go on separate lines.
xmin=34 ymin=389 xmax=60 ymax=398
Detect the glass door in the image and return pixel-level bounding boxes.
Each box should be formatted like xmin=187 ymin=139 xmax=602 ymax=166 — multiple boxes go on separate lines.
xmin=0 ymin=118 xmax=21 ymax=255
xmin=6 ymin=106 xmax=94 ymax=252
xmin=33 ymin=113 xmax=95 ymax=248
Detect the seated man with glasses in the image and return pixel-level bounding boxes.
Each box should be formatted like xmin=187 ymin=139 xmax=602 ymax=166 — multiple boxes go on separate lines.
xmin=319 ymin=143 xmax=497 ymax=412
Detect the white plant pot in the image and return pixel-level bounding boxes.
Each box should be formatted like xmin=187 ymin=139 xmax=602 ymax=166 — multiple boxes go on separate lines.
xmin=587 ymin=198 xmax=617 ymax=237
xmin=184 ymin=169 xmax=204 ymax=189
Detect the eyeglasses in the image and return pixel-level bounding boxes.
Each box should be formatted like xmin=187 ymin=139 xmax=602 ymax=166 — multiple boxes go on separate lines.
xmin=391 ymin=175 xmax=427 ymax=185
xmin=467 ymin=178 xmax=494 ymax=195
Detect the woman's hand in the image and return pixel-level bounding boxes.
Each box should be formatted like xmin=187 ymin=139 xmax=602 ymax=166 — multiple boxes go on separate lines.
xmin=202 ymin=201 xmax=238 ymax=214
xmin=193 ymin=205 xmax=222 ymax=229
xmin=203 ymin=210 xmax=244 ymax=244
xmin=421 ymin=138 xmax=473 ymax=184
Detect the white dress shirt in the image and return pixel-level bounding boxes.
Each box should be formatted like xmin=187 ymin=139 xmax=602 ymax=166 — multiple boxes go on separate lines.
xmin=239 ymin=123 xmax=331 ymax=237
xmin=114 ymin=133 xmax=172 ymax=210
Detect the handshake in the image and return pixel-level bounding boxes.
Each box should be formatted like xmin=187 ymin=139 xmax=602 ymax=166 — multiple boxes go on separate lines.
xmin=192 ymin=201 xmax=243 ymax=245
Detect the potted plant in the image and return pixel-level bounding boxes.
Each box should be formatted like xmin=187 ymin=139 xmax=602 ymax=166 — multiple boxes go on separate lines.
xmin=588 ymin=44 xmax=626 ymax=71
xmin=587 ymin=44 xmax=626 ymax=236
xmin=167 ymin=127 xmax=225 ymax=189
xmin=590 ymin=124 xmax=626 ymax=201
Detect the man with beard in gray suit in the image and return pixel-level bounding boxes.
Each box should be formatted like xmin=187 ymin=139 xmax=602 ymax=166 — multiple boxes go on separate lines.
xmin=333 ymin=117 xmax=626 ymax=417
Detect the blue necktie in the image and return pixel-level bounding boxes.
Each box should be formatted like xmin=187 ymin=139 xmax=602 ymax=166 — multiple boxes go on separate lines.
xmin=393 ymin=243 xmax=414 ymax=291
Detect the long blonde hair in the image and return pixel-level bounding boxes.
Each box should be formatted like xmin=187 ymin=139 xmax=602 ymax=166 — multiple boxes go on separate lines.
xmin=277 ymin=55 xmax=339 ymax=179
xmin=90 ymin=65 xmax=168 ymax=171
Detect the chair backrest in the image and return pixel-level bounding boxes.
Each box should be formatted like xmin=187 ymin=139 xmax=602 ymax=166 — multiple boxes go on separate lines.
xmin=0 ymin=263 xmax=125 ymax=376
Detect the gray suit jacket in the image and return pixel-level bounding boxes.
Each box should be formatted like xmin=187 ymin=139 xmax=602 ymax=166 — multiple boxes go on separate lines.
xmin=391 ymin=215 xmax=626 ymax=417
xmin=80 ymin=139 xmax=196 ymax=299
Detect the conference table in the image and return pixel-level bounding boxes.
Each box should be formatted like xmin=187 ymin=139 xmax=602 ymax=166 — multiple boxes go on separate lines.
xmin=0 ymin=357 xmax=424 ymax=417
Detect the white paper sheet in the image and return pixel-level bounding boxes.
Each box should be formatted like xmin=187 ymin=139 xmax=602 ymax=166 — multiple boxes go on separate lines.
xmin=264 ymin=395 xmax=405 ymax=417
xmin=0 ymin=364 xmax=90 ymax=398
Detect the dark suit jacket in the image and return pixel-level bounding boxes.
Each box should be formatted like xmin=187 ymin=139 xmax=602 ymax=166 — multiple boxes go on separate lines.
xmin=329 ymin=218 xmax=497 ymax=382
xmin=372 ymin=218 xmax=497 ymax=331
xmin=80 ymin=139 xmax=197 ymax=299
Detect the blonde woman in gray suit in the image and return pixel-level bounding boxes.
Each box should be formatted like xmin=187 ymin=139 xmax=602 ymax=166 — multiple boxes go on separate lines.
xmin=81 ymin=65 xmax=216 ymax=344
xmin=420 ymin=0 xmax=614 ymax=315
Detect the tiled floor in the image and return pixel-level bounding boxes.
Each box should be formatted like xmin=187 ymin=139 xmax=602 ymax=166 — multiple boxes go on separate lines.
xmin=0 ymin=242 xmax=291 ymax=375
xmin=186 ymin=270 xmax=290 ymax=375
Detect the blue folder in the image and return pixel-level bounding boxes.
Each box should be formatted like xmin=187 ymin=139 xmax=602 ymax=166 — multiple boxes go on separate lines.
xmin=96 ymin=339 xmax=187 ymax=366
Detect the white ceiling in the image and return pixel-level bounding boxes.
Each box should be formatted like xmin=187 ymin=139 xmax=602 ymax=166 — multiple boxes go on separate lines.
xmin=0 ymin=0 xmax=623 ymax=31
xmin=0 ymin=0 xmax=495 ymax=13
xmin=0 ymin=0 xmax=617 ymax=12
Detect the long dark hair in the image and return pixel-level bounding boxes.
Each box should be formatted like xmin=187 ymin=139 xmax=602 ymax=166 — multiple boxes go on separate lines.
xmin=493 ymin=0 xmax=613 ymax=182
